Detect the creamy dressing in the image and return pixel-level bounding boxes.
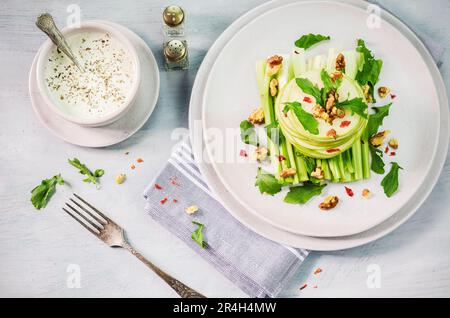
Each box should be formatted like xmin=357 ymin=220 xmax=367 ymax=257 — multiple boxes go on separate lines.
xmin=43 ymin=31 xmax=135 ymax=120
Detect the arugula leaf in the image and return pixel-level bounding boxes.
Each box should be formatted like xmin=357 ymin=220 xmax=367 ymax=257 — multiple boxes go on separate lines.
xmin=68 ymin=158 xmax=104 ymax=184
xmin=283 ymin=102 xmax=319 ymax=135
xmin=369 ymin=146 xmax=385 ymax=174
xmin=364 ymin=103 xmax=392 ymax=140
xmin=303 ymin=156 xmax=317 ymax=174
xmin=381 ymin=162 xmax=403 ymax=197
xmin=31 ymin=174 xmax=64 ymax=209
xmin=255 ymin=168 xmax=282 ymax=196
xmin=191 ymin=221 xmax=206 ymax=248
xmin=355 ymin=39 xmax=383 ymax=102
xmin=334 ymin=98 xmax=368 ymax=119
xmin=296 ymin=78 xmax=323 ymax=105
xmin=240 ymin=120 xmax=258 ymax=146
xmin=284 ymin=183 xmax=327 ymax=204
xmin=295 ymin=34 xmax=331 ymax=50
xmin=264 ymin=121 xmax=285 ymax=146
xmin=321 ymin=69 xmax=342 ymax=92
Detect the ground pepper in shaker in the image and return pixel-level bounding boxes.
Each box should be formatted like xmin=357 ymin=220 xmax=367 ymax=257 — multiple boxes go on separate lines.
xmin=164 ymin=39 xmax=189 ymax=70
xmin=163 ymin=5 xmax=185 ymax=36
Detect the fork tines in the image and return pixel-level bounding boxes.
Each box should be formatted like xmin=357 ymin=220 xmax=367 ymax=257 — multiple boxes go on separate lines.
xmin=62 ymin=193 xmax=109 ymax=236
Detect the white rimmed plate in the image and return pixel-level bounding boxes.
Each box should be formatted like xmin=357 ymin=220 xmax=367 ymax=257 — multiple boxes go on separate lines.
xmin=29 ymin=20 xmax=159 ymax=148
xmin=195 ymin=1 xmax=448 ymax=241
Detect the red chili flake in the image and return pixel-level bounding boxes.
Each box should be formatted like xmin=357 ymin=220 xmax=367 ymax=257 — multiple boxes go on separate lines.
xmin=385 ymin=146 xmax=390 ymax=154
xmin=160 ymin=198 xmax=168 ymax=204
xmin=313 ymin=285 xmax=318 ymax=289
xmin=277 ymin=155 xmax=286 ymax=162
xmin=390 ymin=94 xmax=397 ymax=100
xmin=137 ymin=158 xmax=144 ymax=163
xmin=173 ymin=199 xmax=178 ymax=203
xmin=154 ymin=183 xmax=162 ymax=190
xmin=239 ymin=149 xmax=248 ymax=157
xmin=345 ymin=187 xmax=354 ymax=197
xmin=303 ymin=96 xmax=312 ymax=103
xmin=314 ymin=268 xmax=323 ymax=275
xmin=390 ymin=152 xmax=396 ymax=156
xmin=130 ymin=164 xmax=136 ymax=170
xmin=340 ymin=121 xmax=351 ymax=128
xmin=326 ymin=148 xmax=340 ymax=154
xmin=299 ymin=284 xmax=308 ymax=291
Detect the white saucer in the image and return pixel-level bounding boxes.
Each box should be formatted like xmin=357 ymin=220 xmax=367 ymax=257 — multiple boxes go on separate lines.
xmin=29 ymin=20 xmax=160 ymax=148
xmin=189 ymin=0 xmax=449 ymax=251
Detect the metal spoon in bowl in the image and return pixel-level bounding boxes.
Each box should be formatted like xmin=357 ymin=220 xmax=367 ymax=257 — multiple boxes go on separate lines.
xmin=36 ymin=13 xmax=85 ymax=73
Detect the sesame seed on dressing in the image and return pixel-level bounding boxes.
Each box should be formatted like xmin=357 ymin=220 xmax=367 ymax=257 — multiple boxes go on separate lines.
xmin=44 ymin=32 xmax=135 ymax=120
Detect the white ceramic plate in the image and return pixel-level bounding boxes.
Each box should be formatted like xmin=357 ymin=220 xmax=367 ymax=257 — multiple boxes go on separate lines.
xmin=29 ymin=20 xmax=159 ymax=148
xmin=190 ymin=0 xmax=449 ymax=250
xmin=201 ymin=0 xmax=449 ymax=237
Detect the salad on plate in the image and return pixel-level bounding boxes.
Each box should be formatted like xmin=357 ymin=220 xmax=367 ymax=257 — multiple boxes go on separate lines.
xmin=240 ymin=34 xmax=402 ymax=210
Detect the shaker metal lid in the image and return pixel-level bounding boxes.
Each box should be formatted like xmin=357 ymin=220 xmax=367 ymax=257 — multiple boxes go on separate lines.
xmin=163 ymin=5 xmax=185 ymax=27
xmin=164 ymin=39 xmax=186 ymax=61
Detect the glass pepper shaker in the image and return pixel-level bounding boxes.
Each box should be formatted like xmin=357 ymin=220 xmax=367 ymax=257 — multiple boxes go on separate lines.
xmin=162 ymin=5 xmax=185 ymax=37
xmin=164 ymin=39 xmax=189 ymax=70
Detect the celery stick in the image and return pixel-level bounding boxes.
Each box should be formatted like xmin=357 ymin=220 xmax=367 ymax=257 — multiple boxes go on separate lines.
xmin=321 ymin=159 xmax=332 ymax=180
xmin=328 ymin=157 xmax=341 ymax=180
xmin=361 ymin=139 xmax=371 ymax=179
xmin=295 ymin=155 xmax=310 ymax=182
xmin=286 ymin=143 xmax=300 ymax=184
xmin=343 ymin=150 xmax=355 ymax=174
xmin=291 ymin=49 xmax=306 ymax=78
xmin=352 ymin=141 xmax=363 ymax=180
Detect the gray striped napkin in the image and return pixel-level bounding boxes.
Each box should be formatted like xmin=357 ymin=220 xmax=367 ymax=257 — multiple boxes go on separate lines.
xmin=143 ymin=142 xmax=308 ymax=298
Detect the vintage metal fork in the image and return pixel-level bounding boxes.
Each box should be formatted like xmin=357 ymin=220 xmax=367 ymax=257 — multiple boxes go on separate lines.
xmin=62 ymin=193 xmax=205 ymax=298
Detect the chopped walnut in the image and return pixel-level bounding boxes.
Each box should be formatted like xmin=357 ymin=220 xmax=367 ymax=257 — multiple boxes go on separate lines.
xmin=331 ymin=71 xmax=343 ymax=82
xmin=185 ymin=205 xmax=199 ymax=215
xmin=312 ymin=104 xmax=324 ymax=118
xmin=362 ymin=189 xmax=371 ymax=199
xmin=269 ymin=78 xmax=279 ymax=97
xmin=327 ymin=129 xmax=337 ymax=139
xmin=378 ymin=86 xmax=390 ymax=98
xmin=335 ymin=53 xmax=346 ymax=72
xmin=388 ymin=138 xmax=399 ymax=149
xmin=336 ymin=108 xmax=345 ymax=118
xmin=115 ymin=173 xmax=126 ymax=184
xmin=252 ymin=147 xmax=269 ymax=162
xmin=363 ymin=84 xmax=373 ymax=103
xmin=319 ymin=196 xmax=339 ymax=210
xmin=248 ymin=107 xmax=265 ymax=125
xmin=369 ymin=130 xmax=391 ymax=148
xmin=266 ymin=55 xmax=283 ymax=77
xmin=311 ymin=167 xmax=324 ymax=180
xmin=325 ymin=92 xmax=336 ymax=111
xmin=280 ymin=168 xmax=297 ymax=178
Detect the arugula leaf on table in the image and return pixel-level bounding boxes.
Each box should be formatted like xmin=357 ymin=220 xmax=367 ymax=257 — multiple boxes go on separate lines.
xmin=68 ymin=158 xmax=104 ymax=185
xmin=283 ymin=102 xmax=319 ymax=135
xmin=364 ymin=103 xmax=392 ymax=140
xmin=191 ymin=221 xmax=206 ymax=248
xmin=296 ymin=78 xmax=323 ymax=105
xmin=255 ymin=168 xmax=282 ymax=196
xmin=31 ymin=174 xmax=64 ymax=209
xmin=355 ymin=39 xmax=383 ymax=102
xmin=381 ymin=162 xmax=403 ymax=197
xmin=240 ymin=120 xmax=259 ymax=146
xmin=284 ymin=182 xmax=327 ymax=205
xmin=295 ymin=34 xmax=331 ymax=50
xmin=334 ymin=98 xmax=368 ymax=119
xmin=265 ymin=121 xmax=285 ymax=146
xmin=369 ymin=145 xmax=385 ymax=174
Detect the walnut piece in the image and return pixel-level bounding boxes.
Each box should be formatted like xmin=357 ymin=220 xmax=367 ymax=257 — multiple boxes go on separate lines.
xmin=269 ymin=78 xmax=279 ymax=97
xmin=252 ymin=147 xmax=269 ymax=162
xmin=388 ymin=138 xmax=399 ymax=149
xmin=280 ymin=168 xmax=297 ymax=178
xmin=115 ymin=173 xmax=126 ymax=184
xmin=369 ymin=130 xmax=390 ymax=148
xmin=362 ymin=189 xmax=371 ymax=199
xmin=378 ymin=86 xmax=390 ymax=98
xmin=311 ymin=167 xmax=324 ymax=180
xmin=319 ymin=196 xmax=339 ymax=210
xmin=331 ymin=71 xmax=343 ymax=82
xmin=363 ymin=84 xmax=373 ymax=103
xmin=266 ymin=55 xmax=283 ymax=77
xmin=248 ymin=107 xmax=265 ymax=125
xmin=335 ymin=53 xmax=346 ymax=72
xmin=326 ymin=129 xmax=337 ymax=139
xmin=185 ymin=205 xmax=199 ymax=215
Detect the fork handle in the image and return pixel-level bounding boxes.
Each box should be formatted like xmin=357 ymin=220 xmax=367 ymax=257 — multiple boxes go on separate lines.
xmin=122 ymin=242 xmax=206 ymax=298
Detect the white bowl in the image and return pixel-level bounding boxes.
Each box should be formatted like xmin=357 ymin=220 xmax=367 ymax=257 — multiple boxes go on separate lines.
xmin=36 ymin=21 xmax=141 ymax=127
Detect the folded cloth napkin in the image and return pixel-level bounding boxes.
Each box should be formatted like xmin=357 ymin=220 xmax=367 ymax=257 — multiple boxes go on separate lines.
xmin=143 ymin=5 xmax=444 ymax=298
xmin=144 ymin=142 xmax=308 ymax=298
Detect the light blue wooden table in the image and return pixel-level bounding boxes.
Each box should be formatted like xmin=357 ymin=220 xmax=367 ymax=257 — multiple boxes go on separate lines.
xmin=0 ymin=0 xmax=449 ymax=297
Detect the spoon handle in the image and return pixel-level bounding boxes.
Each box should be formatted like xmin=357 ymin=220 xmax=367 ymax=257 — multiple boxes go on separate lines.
xmin=36 ymin=13 xmax=85 ymax=72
